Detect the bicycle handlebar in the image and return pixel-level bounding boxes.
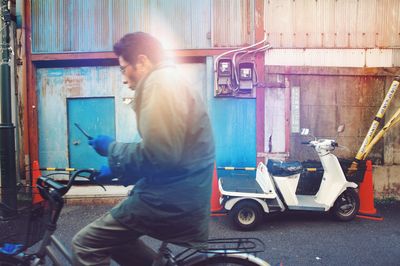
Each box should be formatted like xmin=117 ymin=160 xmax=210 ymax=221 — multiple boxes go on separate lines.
xmin=37 ymin=169 xmax=99 ymax=197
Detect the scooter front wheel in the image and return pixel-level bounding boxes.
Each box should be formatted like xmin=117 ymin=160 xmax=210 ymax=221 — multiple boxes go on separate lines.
xmin=331 ymin=188 xmax=360 ymax=221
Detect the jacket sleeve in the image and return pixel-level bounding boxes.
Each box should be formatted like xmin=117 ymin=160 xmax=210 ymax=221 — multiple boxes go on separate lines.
xmin=108 ymin=74 xmax=188 ymax=182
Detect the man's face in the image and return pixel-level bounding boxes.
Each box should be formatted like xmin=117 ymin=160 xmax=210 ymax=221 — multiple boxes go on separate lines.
xmin=118 ymin=56 xmax=144 ymax=90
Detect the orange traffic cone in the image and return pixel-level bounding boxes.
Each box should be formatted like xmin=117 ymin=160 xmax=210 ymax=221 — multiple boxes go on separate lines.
xmin=32 ymin=160 xmax=44 ymax=204
xmin=356 ymin=160 xmax=383 ymax=221
xmin=210 ymin=163 xmax=225 ymax=216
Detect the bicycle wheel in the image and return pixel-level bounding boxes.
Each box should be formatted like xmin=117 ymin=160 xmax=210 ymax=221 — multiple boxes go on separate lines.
xmin=0 ymin=255 xmax=26 ymax=266
xmin=190 ymin=253 xmax=270 ymax=266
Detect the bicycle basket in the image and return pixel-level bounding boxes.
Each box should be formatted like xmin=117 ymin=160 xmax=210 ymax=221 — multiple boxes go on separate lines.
xmin=0 ymin=187 xmax=50 ymax=249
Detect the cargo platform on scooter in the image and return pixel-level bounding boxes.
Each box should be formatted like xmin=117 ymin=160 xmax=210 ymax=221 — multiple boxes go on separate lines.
xmin=218 ymin=125 xmax=361 ymax=231
xmin=219 ymin=175 xmax=271 ymax=198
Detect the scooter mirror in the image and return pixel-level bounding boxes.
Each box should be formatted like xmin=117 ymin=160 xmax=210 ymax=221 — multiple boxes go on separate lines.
xmin=337 ymin=124 xmax=345 ymax=133
xmin=300 ymin=128 xmax=310 ymax=136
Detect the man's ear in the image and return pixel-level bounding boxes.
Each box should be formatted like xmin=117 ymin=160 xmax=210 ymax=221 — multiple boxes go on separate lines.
xmin=136 ymin=54 xmax=150 ymax=65
xmin=136 ymin=54 xmax=154 ymax=70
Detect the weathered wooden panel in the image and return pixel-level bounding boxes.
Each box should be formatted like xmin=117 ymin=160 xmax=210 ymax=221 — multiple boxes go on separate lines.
xmin=266 ymin=48 xmax=400 ymax=68
xmin=265 ymin=49 xmax=367 ymax=67
xmin=265 ymin=0 xmax=400 ymax=48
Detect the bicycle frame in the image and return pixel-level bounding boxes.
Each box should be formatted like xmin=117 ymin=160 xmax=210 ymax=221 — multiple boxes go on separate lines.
xmin=31 ymin=198 xmax=72 ymax=265
xmin=24 ymin=169 xmax=93 ymax=265
xmin=1 ymin=169 xmax=270 ymax=266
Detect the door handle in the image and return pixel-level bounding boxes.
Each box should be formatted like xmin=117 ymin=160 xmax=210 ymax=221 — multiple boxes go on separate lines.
xmin=72 ymin=140 xmax=81 ymax=145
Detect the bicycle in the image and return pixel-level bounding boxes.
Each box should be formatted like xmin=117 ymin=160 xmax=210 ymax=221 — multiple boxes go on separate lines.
xmin=0 ymin=169 xmax=270 ymax=265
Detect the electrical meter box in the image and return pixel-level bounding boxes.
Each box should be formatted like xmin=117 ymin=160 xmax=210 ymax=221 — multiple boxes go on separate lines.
xmin=238 ymin=62 xmax=255 ymax=94
xmin=216 ymin=58 xmax=236 ymax=96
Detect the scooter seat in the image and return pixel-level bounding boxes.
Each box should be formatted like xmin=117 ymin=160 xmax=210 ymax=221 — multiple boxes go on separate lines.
xmin=267 ymin=159 xmax=303 ymax=176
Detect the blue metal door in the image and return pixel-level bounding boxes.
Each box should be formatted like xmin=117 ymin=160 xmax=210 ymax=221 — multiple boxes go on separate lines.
xmin=67 ymin=97 xmax=116 ymax=169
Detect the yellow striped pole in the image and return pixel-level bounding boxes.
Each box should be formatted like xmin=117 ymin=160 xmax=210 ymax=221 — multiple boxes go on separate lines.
xmin=349 ymin=77 xmax=400 ymax=173
xmin=217 ymin=166 xmax=256 ymax=171
xmin=39 ymin=167 xmax=77 ymax=171
xmin=362 ymin=107 xmax=400 ymax=160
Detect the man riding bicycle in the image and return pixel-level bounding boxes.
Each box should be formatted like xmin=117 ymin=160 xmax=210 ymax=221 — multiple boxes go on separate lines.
xmin=72 ymin=32 xmax=215 ymax=266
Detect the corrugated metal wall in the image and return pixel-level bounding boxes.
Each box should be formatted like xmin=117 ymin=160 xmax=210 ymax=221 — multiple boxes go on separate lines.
xmin=212 ymin=0 xmax=255 ymax=47
xmin=31 ymin=0 xmax=212 ymax=52
xmin=36 ymin=63 xmax=208 ymax=168
xmin=36 ymin=66 xmax=136 ymax=167
xmin=31 ymin=0 xmax=258 ymax=53
xmin=211 ymin=98 xmax=257 ymax=167
xmin=265 ymin=0 xmax=400 ymax=48
xmin=33 ymin=0 xmax=400 ymax=51
xmin=210 ymin=0 xmax=257 ymax=169
xmin=31 ymin=0 xmax=258 ymax=169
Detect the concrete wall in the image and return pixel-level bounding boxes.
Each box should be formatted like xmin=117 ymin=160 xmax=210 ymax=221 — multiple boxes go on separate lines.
xmin=266 ymin=66 xmax=400 ymax=199
xmin=374 ymin=165 xmax=400 ymax=200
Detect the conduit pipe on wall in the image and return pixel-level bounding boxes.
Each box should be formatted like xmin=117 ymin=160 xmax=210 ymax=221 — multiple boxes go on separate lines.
xmin=0 ymin=0 xmax=17 ymax=215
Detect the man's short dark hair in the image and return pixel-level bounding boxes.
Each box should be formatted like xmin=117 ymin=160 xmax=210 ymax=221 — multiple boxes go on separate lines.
xmin=113 ymin=32 xmax=165 ymax=65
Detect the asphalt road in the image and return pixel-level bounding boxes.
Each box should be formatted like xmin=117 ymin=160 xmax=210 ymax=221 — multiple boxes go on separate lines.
xmin=48 ymin=201 xmax=400 ymax=266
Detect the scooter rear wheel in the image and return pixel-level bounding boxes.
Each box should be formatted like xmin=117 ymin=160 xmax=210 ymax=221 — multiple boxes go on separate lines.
xmin=331 ymin=188 xmax=360 ymax=221
xmin=230 ymin=200 xmax=263 ymax=231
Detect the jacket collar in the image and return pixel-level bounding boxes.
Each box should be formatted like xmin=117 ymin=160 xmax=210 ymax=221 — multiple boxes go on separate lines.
xmin=135 ymin=61 xmax=175 ymax=93
xmin=131 ymin=61 xmax=175 ymax=112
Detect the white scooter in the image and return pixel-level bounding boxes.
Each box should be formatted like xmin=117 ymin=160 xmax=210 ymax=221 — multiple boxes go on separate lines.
xmin=219 ymin=125 xmax=360 ymax=230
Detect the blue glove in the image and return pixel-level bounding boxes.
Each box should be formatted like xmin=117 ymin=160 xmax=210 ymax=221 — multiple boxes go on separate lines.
xmin=0 ymin=243 xmax=24 ymax=255
xmin=93 ymin=165 xmax=114 ymax=184
xmin=88 ymin=135 xmax=114 ymax=156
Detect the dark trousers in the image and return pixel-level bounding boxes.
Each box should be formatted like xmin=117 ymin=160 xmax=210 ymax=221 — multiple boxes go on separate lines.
xmin=72 ymin=212 xmax=157 ymax=266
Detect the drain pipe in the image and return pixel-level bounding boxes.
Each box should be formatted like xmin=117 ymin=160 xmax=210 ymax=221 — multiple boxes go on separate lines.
xmin=0 ymin=0 xmax=17 ymax=214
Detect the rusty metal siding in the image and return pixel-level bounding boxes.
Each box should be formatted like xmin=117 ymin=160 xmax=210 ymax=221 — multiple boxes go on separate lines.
xmin=211 ymin=98 xmax=256 ymax=167
xmin=113 ymin=0 xmax=212 ymax=49
xmin=36 ymin=63 xmax=208 ymax=168
xmin=32 ymin=0 xmax=70 ymax=52
xmin=32 ymin=0 xmax=112 ymax=53
xmin=111 ymin=0 xmax=151 ymax=45
xmin=190 ymin=0 xmax=212 ymax=48
xmin=265 ymin=0 xmax=400 ymax=48
xmin=213 ymin=0 xmax=255 ymax=47
xmin=147 ymin=0 xmax=211 ymax=49
xmin=71 ymin=0 xmax=111 ymax=52
xmin=36 ymin=66 xmax=134 ymax=167
xmin=31 ymin=0 xmax=211 ymax=53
